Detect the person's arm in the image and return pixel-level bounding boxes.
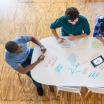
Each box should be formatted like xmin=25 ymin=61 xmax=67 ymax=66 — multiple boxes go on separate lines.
xmin=93 ymin=22 xmax=100 ymax=38
xmin=68 ymin=33 xmax=87 ymax=40
xmin=96 ymin=36 xmax=104 ymax=44
xmin=19 ymin=35 xmax=46 ymax=53
xmin=75 ymin=33 xmax=88 ymax=39
xmin=83 ymin=17 xmax=91 ymax=36
xmin=30 ymin=37 xmax=46 ymax=54
xmin=16 ymin=55 xmax=45 ymax=74
xmin=51 ymin=29 xmax=60 ymax=39
xmin=93 ymin=19 xmax=104 ymax=44
xmin=93 ymin=18 xmax=102 ymax=39
xmin=51 ymin=29 xmax=64 ymax=43
xmin=50 ymin=16 xmax=65 ymax=43
xmin=31 ymin=37 xmax=44 ymax=48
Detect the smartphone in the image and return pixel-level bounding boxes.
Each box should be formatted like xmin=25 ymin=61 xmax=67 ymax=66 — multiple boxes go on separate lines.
xmin=91 ymin=55 xmax=104 ymax=67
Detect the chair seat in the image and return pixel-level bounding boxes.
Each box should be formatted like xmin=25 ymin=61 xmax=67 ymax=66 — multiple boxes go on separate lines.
xmin=57 ymin=86 xmax=81 ymax=94
xmin=88 ymin=87 xmax=104 ymax=94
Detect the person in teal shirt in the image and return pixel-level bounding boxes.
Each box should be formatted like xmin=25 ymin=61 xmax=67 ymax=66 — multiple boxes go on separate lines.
xmin=50 ymin=7 xmax=91 ymax=43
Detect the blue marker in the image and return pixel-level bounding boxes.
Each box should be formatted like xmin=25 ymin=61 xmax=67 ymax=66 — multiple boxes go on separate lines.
xmin=88 ymin=71 xmax=99 ymax=79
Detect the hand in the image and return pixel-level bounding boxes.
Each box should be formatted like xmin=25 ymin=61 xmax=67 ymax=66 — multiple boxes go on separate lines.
xmin=68 ymin=35 xmax=76 ymax=40
xmin=101 ymin=41 xmax=104 ymax=45
xmin=57 ymin=37 xmax=65 ymax=43
xmin=37 ymin=55 xmax=45 ymax=63
xmin=40 ymin=46 xmax=47 ymax=54
xmin=96 ymin=36 xmax=104 ymax=45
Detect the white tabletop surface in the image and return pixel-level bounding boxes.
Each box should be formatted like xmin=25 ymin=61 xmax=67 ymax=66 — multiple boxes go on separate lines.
xmin=31 ymin=36 xmax=104 ymax=87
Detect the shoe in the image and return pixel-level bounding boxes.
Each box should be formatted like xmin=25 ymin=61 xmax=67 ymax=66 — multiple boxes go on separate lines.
xmin=37 ymin=87 xmax=44 ymax=96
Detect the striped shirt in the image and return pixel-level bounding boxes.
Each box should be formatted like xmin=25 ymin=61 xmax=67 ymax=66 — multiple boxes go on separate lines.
xmin=93 ymin=15 xmax=104 ymax=37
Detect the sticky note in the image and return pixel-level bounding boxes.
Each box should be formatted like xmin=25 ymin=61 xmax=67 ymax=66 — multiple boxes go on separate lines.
xmin=69 ymin=63 xmax=81 ymax=74
xmin=68 ymin=53 xmax=77 ymax=66
xmin=92 ymin=41 xmax=101 ymax=48
xmin=61 ymin=41 xmax=70 ymax=48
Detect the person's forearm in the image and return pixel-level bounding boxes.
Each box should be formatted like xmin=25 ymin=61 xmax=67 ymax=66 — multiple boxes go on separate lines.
xmin=51 ymin=29 xmax=60 ymax=39
xmin=96 ymin=36 xmax=104 ymax=42
xmin=76 ymin=33 xmax=87 ymax=39
xmin=31 ymin=37 xmax=44 ymax=47
xmin=22 ymin=60 xmax=40 ymax=74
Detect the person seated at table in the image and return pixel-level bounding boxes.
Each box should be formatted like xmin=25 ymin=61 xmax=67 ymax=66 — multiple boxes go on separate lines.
xmin=5 ymin=35 xmax=46 ymax=96
xmin=93 ymin=15 xmax=104 ymax=44
xmin=50 ymin=7 xmax=91 ymax=43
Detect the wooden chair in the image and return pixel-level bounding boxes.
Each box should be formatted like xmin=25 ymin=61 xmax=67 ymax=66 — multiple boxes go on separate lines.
xmin=85 ymin=87 xmax=104 ymax=100
xmin=56 ymin=86 xmax=84 ymax=104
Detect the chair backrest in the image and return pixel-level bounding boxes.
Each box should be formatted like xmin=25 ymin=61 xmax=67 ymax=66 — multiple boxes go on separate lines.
xmin=88 ymin=87 xmax=104 ymax=94
xmin=57 ymin=86 xmax=81 ymax=94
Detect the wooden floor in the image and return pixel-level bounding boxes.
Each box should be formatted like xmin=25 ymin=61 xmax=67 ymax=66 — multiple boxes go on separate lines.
xmin=0 ymin=0 xmax=104 ymax=104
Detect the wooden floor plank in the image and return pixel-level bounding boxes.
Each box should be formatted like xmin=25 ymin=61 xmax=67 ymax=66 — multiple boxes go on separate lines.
xmin=0 ymin=0 xmax=104 ymax=104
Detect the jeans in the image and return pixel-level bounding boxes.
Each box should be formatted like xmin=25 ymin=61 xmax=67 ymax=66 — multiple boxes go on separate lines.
xmin=21 ymin=48 xmax=42 ymax=88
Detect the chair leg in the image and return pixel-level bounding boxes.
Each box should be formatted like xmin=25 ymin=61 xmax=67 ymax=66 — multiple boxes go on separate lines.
xmin=56 ymin=88 xmax=85 ymax=104
xmin=58 ymin=91 xmax=66 ymax=104
xmin=79 ymin=93 xmax=85 ymax=104
xmin=17 ymin=73 xmax=32 ymax=100
xmin=80 ymin=87 xmax=89 ymax=104
xmin=49 ymin=85 xmax=54 ymax=92
xmin=84 ymin=90 xmax=92 ymax=101
xmin=56 ymin=89 xmax=63 ymax=99
xmin=17 ymin=73 xmax=26 ymax=95
xmin=17 ymin=73 xmax=23 ymax=84
xmin=56 ymin=89 xmax=60 ymax=98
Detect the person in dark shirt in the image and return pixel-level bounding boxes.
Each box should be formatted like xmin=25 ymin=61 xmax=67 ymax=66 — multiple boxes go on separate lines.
xmin=50 ymin=7 xmax=90 ymax=43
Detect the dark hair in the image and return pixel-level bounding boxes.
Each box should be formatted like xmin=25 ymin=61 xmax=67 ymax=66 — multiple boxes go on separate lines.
xmin=100 ymin=18 xmax=104 ymax=32
xmin=5 ymin=41 xmax=18 ymax=53
xmin=65 ymin=7 xmax=79 ymax=21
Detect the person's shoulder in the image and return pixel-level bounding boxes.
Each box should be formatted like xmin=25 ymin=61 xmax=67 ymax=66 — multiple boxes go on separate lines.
xmin=79 ymin=15 xmax=88 ymax=21
xmin=97 ymin=15 xmax=104 ymax=23
xmin=14 ymin=35 xmax=26 ymax=40
xmin=13 ymin=35 xmax=31 ymax=43
xmin=60 ymin=16 xmax=66 ymax=19
xmin=58 ymin=16 xmax=67 ymax=21
xmin=5 ymin=51 xmax=11 ymax=61
xmin=13 ymin=35 xmax=22 ymax=42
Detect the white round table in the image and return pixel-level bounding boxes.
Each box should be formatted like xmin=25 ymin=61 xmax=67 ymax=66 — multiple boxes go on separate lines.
xmin=31 ymin=36 xmax=104 ymax=87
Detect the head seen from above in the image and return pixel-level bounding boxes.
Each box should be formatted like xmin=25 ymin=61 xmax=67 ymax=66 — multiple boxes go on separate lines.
xmin=65 ymin=7 xmax=79 ymax=25
xmin=5 ymin=41 xmax=23 ymax=53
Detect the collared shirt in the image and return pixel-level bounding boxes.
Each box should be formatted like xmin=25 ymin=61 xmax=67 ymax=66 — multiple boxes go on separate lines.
xmin=50 ymin=15 xmax=90 ymax=36
xmin=93 ymin=15 xmax=104 ymax=37
xmin=5 ymin=35 xmax=32 ymax=70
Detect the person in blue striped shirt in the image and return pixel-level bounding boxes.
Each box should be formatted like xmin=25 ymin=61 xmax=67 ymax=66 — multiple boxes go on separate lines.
xmin=93 ymin=15 xmax=104 ymax=44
